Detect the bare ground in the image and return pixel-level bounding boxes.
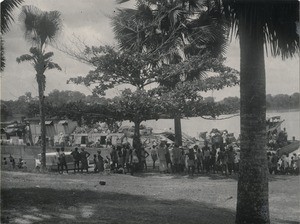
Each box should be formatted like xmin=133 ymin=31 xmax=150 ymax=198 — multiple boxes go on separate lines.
xmin=1 ymin=171 xmax=299 ymax=224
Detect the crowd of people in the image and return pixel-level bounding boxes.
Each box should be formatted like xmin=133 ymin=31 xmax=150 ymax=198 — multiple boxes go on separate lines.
xmin=55 ymin=147 xmax=90 ymax=174
xmin=268 ymin=152 xmax=299 ymax=175
xmin=151 ymin=140 xmax=240 ymax=176
xmin=3 ymin=137 xmax=299 ymax=177
xmin=1 ymin=155 xmax=27 ymax=170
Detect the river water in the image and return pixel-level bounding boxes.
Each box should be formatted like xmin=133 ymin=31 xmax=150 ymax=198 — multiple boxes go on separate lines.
xmin=123 ymin=110 xmax=300 ymax=140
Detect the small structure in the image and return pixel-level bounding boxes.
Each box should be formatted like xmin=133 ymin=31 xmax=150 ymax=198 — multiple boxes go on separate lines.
xmin=25 ymin=117 xmax=77 ymax=146
xmin=0 ymin=122 xmax=27 ymax=145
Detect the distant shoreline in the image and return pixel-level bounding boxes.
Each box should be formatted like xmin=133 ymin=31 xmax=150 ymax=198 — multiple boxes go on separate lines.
xmin=267 ymin=108 xmax=300 ymax=113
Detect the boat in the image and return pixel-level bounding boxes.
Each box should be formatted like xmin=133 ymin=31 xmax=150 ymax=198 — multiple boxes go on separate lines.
xmin=266 ymin=116 xmax=284 ymax=134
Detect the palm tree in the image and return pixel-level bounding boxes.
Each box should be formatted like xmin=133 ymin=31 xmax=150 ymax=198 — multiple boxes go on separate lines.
xmin=222 ymin=0 xmax=299 ymax=223
xmin=1 ymin=0 xmax=23 ymax=71
xmin=16 ymin=5 xmax=62 ymax=170
xmin=114 ymin=0 xmax=230 ymax=146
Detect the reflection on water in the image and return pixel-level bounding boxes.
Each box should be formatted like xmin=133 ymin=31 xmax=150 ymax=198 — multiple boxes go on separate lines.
xmin=123 ymin=111 xmax=300 ymax=140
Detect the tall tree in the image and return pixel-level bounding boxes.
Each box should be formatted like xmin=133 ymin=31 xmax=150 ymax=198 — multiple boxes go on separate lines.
xmin=1 ymin=0 xmax=23 ymax=71
xmin=111 ymin=89 xmax=161 ymax=150
xmin=69 ymin=46 xmax=162 ymax=149
xmin=223 ymin=0 xmax=299 ymax=223
xmin=16 ymin=5 xmax=62 ymax=170
xmin=114 ymin=0 xmax=236 ymax=145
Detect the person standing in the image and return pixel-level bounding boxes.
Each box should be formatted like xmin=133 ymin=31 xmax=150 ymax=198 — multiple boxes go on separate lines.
xmin=157 ymin=141 xmax=167 ymax=173
xmin=71 ymin=147 xmax=80 ymax=173
xmin=219 ymin=146 xmax=228 ymax=175
xmin=125 ymin=146 xmax=132 ymax=174
xmin=60 ymin=147 xmax=68 ymax=173
xmin=140 ymin=147 xmax=149 ymax=171
xmin=234 ymin=149 xmax=240 ymax=173
xmin=179 ymin=147 xmax=186 ymax=173
xmin=122 ymin=146 xmax=127 ymax=168
xmin=55 ymin=148 xmax=62 ymax=174
xmin=9 ymin=155 xmax=16 ymax=170
xmin=110 ymin=146 xmax=118 ymax=171
xmin=106 ymin=135 xmax=112 ymax=148
xmin=172 ymin=144 xmax=181 ymax=173
xmin=93 ymin=154 xmax=99 ymax=173
xmin=117 ymin=148 xmax=124 ymax=168
xmin=97 ymin=150 xmax=104 ymax=172
xmin=210 ymin=145 xmax=217 ymax=173
xmin=165 ymin=146 xmax=172 ymax=173
xmin=227 ymin=146 xmax=235 ymax=175
xmin=150 ymin=145 xmax=158 ymax=170
xmin=196 ymin=146 xmax=204 ymax=174
xmin=131 ymin=148 xmax=139 ymax=175
xmin=187 ymin=148 xmax=196 ymax=176
xmin=203 ymin=143 xmax=211 ymax=173
xmin=80 ymin=148 xmax=90 ymax=173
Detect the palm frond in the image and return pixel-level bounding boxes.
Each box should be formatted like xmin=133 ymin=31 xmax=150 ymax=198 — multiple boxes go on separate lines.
xmin=19 ymin=5 xmax=42 ymax=44
xmin=43 ymin=51 xmax=54 ymax=60
xmin=29 ymin=46 xmax=43 ymax=58
xmin=37 ymin=10 xmax=62 ymax=46
xmin=19 ymin=5 xmax=62 ymax=47
xmin=47 ymin=62 xmax=61 ymax=71
xmin=116 ymin=0 xmax=130 ymax=4
xmin=16 ymin=53 xmax=35 ymax=63
xmin=1 ymin=0 xmax=23 ymax=34
xmin=1 ymin=37 xmax=5 ymax=71
xmin=223 ymin=0 xmax=299 ymax=59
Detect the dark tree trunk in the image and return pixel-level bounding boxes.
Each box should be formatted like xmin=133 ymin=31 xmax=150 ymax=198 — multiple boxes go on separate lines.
xmin=133 ymin=120 xmax=141 ymax=151
xmin=174 ymin=116 xmax=182 ymax=146
xmin=37 ymin=75 xmax=47 ymax=170
xmin=236 ymin=10 xmax=270 ymax=224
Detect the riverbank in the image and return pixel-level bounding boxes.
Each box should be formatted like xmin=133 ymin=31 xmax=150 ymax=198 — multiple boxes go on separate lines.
xmin=122 ymin=110 xmax=299 ymax=140
xmin=1 ymin=171 xmax=299 ymax=224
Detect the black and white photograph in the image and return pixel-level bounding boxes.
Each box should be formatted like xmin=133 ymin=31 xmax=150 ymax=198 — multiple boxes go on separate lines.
xmin=0 ymin=0 xmax=299 ymax=223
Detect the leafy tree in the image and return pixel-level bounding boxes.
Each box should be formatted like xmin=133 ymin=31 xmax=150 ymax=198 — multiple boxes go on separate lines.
xmin=16 ymin=5 xmax=62 ymax=170
xmin=156 ymin=54 xmax=238 ymax=145
xmin=0 ymin=101 xmax=13 ymax=121
xmin=289 ymin=92 xmax=300 ymax=109
xmin=223 ymin=1 xmax=299 ymax=222
xmin=47 ymin=89 xmax=86 ymax=107
xmin=114 ymin=0 xmax=238 ymax=145
xmin=219 ymin=96 xmax=240 ymax=114
xmin=69 ymin=46 xmax=163 ymax=148
xmin=111 ymin=89 xmax=161 ymax=149
xmin=69 ymin=46 xmax=161 ymax=93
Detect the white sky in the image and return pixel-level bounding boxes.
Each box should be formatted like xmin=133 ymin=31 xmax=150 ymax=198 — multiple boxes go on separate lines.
xmin=0 ymin=0 xmax=299 ymax=101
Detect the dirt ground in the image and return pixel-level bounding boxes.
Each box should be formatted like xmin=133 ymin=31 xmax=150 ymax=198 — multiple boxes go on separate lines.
xmin=1 ymin=171 xmax=299 ymax=224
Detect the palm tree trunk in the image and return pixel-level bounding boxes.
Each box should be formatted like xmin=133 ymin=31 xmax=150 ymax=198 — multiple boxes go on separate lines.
xmin=174 ymin=116 xmax=182 ymax=146
xmin=236 ymin=13 xmax=270 ymax=224
xmin=37 ymin=75 xmax=47 ymax=170
xmin=133 ymin=119 xmax=141 ymax=170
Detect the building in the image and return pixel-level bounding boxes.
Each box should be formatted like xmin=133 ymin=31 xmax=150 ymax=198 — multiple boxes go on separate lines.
xmin=25 ymin=118 xmax=77 ymax=146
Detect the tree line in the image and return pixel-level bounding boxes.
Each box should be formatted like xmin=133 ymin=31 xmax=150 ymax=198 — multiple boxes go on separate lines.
xmin=2 ymin=91 xmax=298 ymax=123
xmin=1 ymin=89 xmax=235 ymax=125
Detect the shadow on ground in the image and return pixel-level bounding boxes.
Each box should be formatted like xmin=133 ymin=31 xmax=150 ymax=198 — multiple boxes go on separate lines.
xmin=134 ymin=171 xmax=297 ymax=183
xmin=1 ymin=187 xmax=235 ymax=224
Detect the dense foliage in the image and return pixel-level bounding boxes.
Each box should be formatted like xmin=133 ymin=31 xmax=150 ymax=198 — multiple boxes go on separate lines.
xmin=2 ymin=91 xmax=298 ymax=123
